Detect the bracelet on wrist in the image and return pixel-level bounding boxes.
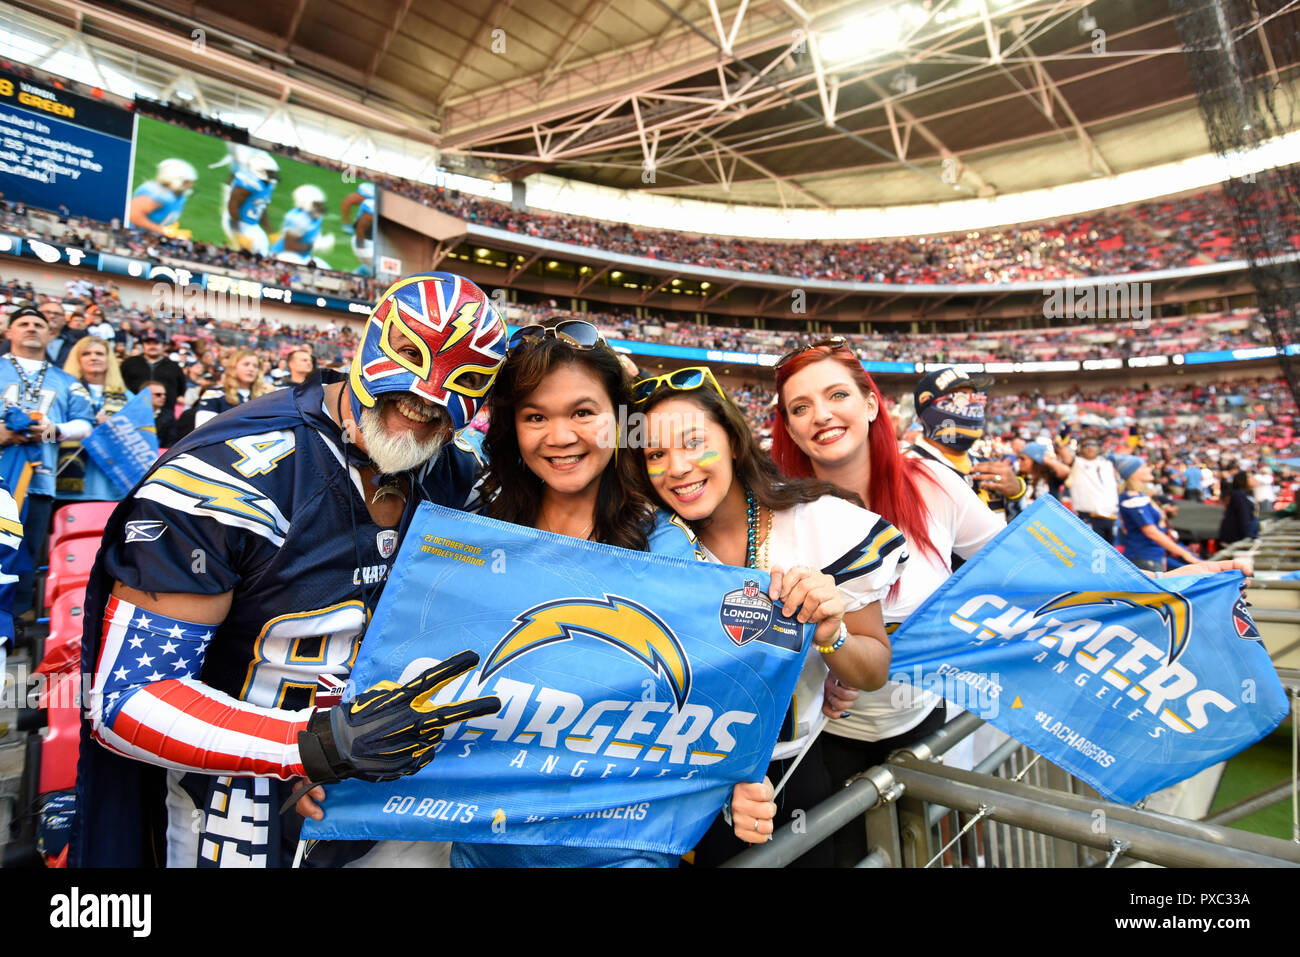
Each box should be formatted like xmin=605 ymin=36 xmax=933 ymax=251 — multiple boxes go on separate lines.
xmin=815 ymin=620 xmax=848 ymax=655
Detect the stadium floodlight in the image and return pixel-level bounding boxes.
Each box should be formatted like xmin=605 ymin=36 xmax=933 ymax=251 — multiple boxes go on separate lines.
xmin=816 ymin=4 xmax=925 ymax=64
xmin=890 ymin=70 xmax=918 ymax=95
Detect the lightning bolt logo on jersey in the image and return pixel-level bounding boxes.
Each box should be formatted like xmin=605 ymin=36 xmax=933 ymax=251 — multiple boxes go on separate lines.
xmin=348 ymin=273 xmax=506 ymax=430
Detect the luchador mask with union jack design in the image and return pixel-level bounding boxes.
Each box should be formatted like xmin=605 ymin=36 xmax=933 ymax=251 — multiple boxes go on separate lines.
xmin=348 ymin=273 xmax=507 ymax=430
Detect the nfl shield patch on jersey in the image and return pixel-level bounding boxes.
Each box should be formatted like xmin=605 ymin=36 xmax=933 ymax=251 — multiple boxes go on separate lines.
xmin=377 ymin=529 xmax=398 ymax=559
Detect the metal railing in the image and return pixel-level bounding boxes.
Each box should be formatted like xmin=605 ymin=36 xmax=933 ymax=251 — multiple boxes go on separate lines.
xmin=724 ymin=693 xmax=1300 ymax=868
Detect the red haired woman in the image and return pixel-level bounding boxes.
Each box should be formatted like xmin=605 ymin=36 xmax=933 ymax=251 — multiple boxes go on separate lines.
xmin=745 ymin=339 xmax=1253 ymax=866
xmin=757 ymin=339 xmax=1005 ymax=866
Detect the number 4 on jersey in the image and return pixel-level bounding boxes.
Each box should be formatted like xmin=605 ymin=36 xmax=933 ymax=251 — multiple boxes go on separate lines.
xmin=227 ymin=431 xmax=295 ymax=477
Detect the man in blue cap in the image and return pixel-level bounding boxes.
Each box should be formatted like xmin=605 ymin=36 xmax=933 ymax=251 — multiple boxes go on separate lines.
xmin=907 ymin=366 xmax=1026 ymax=533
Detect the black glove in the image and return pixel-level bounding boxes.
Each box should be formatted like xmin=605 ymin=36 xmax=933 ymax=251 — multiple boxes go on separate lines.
xmin=285 ymin=651 xmax=499 ymax=812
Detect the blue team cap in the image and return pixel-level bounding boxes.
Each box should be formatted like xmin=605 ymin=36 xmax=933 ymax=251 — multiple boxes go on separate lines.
xmin=1021 ymin=442 xmax=1048 ymax=465
xmin=1110 ymin=454 xmax=1145 ymax=482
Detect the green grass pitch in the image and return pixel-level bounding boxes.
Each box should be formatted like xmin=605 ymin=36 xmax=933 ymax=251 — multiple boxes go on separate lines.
xmin=129 ymin=114 xmax=369 ymax=274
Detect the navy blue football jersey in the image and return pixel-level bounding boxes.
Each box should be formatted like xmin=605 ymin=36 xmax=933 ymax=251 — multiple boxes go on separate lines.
xmin=100 ymin=376 xmax=484 ymax=712
xmin=75 ymin=373 xmax=486 ymax=866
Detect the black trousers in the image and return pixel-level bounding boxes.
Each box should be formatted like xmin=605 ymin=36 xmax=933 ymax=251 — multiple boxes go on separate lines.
xmin=1080 ymin=513 xmax=1116 ymax=544
xmin=819 ymin=702 xmax=948 ymax=868
xmin=16 ymin=493 xmax=52 ymax=616
xmin=689 ymin=733 xmax=837 ymax=868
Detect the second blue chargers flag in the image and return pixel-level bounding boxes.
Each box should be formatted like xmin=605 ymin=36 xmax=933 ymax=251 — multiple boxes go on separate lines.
xmin=889 ymin=497 xmax=1287 ymax=804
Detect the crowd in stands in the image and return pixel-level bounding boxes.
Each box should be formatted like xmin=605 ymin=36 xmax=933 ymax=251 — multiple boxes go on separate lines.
xmin=3 ymin=186 xmax=1274 ymax=366
xmin=579 ymin=306 xmax=1273 ymax=364
xmin=12 ymin=59 xmax=1300 ymax=298
xmin=414 ymin=184 xmax=1273 ymax=285
xmin=0 ymin=200 xmax=380 ymax=303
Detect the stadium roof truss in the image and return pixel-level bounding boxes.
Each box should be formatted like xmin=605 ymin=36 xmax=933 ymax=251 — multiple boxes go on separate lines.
xmin=12 ymin=0 xmax=1300 ymax=208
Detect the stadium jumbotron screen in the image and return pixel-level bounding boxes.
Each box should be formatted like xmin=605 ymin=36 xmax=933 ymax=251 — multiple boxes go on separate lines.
xmin=128 ymin=114 xmax=376 ymax=277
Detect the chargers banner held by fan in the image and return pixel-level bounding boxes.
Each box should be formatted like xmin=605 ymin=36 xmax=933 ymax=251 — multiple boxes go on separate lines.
xmin=82 ymin=390 xmax=160 ymax=495
xmin=302 ymin=504 xmax=813 ymax=855
xmin=889 ymin=496 xmax=1287 ymax=804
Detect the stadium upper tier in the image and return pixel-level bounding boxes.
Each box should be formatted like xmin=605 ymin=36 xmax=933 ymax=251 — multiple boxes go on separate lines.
xmin=143 ymin=105 xmax=1289 ymax=287
xmin=404 ymin=182 xmax=1280 ymax=286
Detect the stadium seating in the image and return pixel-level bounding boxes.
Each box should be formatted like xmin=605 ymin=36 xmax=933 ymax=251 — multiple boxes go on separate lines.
xmin=49 ymin=502 xmax=120 ymax=548
xmin=42 ymin=536 xmax=100 ymax=619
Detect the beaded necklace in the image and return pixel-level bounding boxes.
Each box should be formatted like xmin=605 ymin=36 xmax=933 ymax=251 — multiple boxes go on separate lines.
xmin=7 ymin=355 xmax=49 ymax=406
xmin=743 ymin=487 xmax=772 ymax=571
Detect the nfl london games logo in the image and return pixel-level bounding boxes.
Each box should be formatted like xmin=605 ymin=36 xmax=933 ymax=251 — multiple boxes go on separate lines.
xmin=719 ymin=580 xmax=774 ymax=646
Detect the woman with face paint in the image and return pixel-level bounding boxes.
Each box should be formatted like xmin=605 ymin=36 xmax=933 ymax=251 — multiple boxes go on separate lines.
xmin=452 ymin=322 xmax=700 ymax=868
xmin=634 ymin=365 xmax=905 ymax=867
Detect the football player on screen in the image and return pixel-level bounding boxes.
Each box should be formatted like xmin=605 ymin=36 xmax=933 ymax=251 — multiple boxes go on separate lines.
xmin=128 ymin=158 xmax=197 ymax=238
xmin=271 ymin=184 xmax=334 ymax=268
xmin=341 ymin=181 xmax=376 ymax=275
xmin=216 ymin=146 xmax=279 ymax=255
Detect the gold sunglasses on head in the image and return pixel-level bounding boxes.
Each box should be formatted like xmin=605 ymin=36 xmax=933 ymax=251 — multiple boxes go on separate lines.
xmin=631 ymin=366 xmax=726 ymax=404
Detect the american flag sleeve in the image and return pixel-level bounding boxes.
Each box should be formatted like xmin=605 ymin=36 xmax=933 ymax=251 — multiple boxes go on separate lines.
xmin=89 ymin=595 xmax=312 ymax=779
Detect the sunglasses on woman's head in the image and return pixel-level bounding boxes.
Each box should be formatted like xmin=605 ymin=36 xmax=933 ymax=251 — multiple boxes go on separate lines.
xmin=773 ymin=336 xmax=855 ymax=370
xmin=507 ymin=320 xmax=603 ymax=354
xmin=631 ymin=366 xmax=726 ymax=404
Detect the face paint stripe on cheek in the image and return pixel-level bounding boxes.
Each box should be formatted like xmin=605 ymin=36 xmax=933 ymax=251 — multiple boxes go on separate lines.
xmin=647 ymin=463 xmax=667 ymax=478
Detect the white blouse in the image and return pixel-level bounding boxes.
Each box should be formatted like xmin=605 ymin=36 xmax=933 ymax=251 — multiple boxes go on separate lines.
xmin=701 ymin=495 xmax=907 ymax=761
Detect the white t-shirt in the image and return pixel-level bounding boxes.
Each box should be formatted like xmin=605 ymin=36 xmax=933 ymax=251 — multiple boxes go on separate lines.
xmin=830 ymin=459 xmax=1003 ymax=743
xmin=700 ymin=495 xmax=907 ymax=761
xmin=1067 ymin=455 xmax=1119 ymax=518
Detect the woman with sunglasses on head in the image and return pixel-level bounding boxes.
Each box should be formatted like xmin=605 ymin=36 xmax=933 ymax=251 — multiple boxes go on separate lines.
xmin=633 ymin=365 xmax=905 ymax=867
xmin=764 ymin=339 xmax=1007 ymax=867
xmin=451 ymin=320 xmax=700 ymax=869
xmin=764 ymin=339 xmax=1254 ymax=865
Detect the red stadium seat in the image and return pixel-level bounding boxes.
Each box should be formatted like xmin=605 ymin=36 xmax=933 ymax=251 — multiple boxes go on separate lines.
xmin=38 ymin=671 xmax=83 ymax=794
xmin=50 ymin=501 xmax=117 ymax=550
xmin=35 ymin=595 xmax=87 ymax=794
xmin=42 ymin=536 xmax=100 ymax=613
xmin=36 ymin=592 xmax=86 ymax=677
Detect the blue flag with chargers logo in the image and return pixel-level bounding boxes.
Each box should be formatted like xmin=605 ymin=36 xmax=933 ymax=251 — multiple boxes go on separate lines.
xmin=888 ymin=496 xmax=1287 ymax=804
xmin=81 ymin=390 xmax=159 ymax=496
xmin=301 ymin=503 xmax=814 ymax=854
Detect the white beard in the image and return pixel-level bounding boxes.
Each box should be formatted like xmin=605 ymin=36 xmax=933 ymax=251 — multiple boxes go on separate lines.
xmin=357 ymin=399 xmax=449 ymax=474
